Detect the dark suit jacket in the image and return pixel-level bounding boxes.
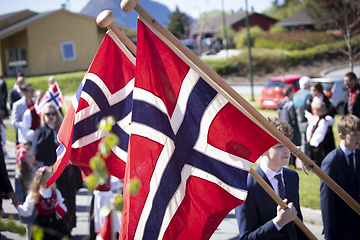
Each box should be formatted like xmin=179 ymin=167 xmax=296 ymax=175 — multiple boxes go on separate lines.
xmin=0 ymin=80 xmax=7 ymax=110
xmin=0 ymin=145 xmax=13 ymax=195
xmin=8 ymin=88 xmax=21 ymax=110
xmin=32 ymin=124 xmax=57 ymax=166
xmin=235 ymin=166 xmax=308 ymax=240
xmin=344 ymin=83 xmax=360 ymax=117
xmin=320 ymin=146 xmax=360 ymax=240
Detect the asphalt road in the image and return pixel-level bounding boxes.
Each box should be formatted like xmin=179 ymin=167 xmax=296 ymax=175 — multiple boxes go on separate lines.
xmin=322 ymin=62 xmax=360 ymax=77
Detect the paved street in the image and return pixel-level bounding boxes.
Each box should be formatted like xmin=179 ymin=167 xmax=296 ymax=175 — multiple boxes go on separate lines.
xmin=322 ymin=62 xmax=360 ymax=77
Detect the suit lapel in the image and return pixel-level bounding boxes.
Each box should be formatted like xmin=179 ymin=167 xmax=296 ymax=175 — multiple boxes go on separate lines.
xmin=355 ymin=150 xmax=360 ymax=196
xmin=354 ymin=86 xmax=360 ymax=104
xmin=256 ymin=166 xmax=273 ymax=190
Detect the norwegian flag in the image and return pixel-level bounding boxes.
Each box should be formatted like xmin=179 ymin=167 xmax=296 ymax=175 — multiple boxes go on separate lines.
xmin=47 ymin=30 xmax=135 ymax=186
xmin=36 ymin=82 xmax=65 ymax=115
xmin=120 ymin=19 xmax=278 ymax=240
xmin=96 ymin=211 xmax=114 ymax=240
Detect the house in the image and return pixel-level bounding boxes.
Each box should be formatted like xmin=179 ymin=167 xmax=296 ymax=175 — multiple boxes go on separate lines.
xmin=0 ymin=9 xmax=136 ymax=77
xmin=275 ymin=10 xmax=315 ymax=30
xmin=276 ymin=9 xmax=360 ymax=35
xmin=191 ymin=10 xmax=277 ymax=38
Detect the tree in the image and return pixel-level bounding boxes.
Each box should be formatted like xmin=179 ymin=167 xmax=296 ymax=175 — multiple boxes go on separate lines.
xmin=198 ymin=10 xmax=224 ymax=22
xmin=304 ymin=0 xmax=360 ymax=71
xmin=167 ymin=6 xmax=192 ymax=39
xmin=264 ymin=0 xmax=304 ymax=20
xmin=218 ymin=25 xmax=236 ymax=48
xmin=272 ymin=0 xmax=302 ymax=8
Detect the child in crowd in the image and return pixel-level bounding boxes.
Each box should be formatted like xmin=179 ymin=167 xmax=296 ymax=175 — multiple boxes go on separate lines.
xmin=17 ymin=166 xmax=69 ymax=240
xmin=0 ymin=113 xmax=7 ymax=158
xmin=90 ymin=175 xmax=122 ymax=240
xmin=15 ymin=144 xmax=41 ymax=237
xmin=277 ymin=84 xmax=301 ymax=168
xmin=235 ymin=118 xmax=308 ymax=240
xmin=320 ymin=114 xmax=360 ymax=240
xmin=306 ymin=102 xmax=334 ymax=166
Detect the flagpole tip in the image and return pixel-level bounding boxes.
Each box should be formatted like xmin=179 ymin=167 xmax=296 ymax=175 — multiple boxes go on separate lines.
xmin=96 ymin=10 xmax=114 ymax=28
xmin=120 ymin=0 xmax=140 ymax=13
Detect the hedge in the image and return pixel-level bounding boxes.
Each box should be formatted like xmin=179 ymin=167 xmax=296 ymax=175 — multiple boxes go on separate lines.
xmin=203 ymin=37 xmax=360 ymax=76
xmin=254 ymin=31 xmax=338 ymax=51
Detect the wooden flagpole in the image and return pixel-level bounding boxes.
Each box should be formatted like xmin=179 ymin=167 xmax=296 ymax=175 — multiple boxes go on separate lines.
xmin=110 ymin=209 xmax=115 ymax=240
xmin=119 ymin=0 xmax=360 ymax=218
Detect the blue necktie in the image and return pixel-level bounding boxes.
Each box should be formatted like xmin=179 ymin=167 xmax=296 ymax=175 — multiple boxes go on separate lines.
xmin=275 ymin=173 xmax=286 ymax=200
xmin=348 ymin=153 xmax=357 ymax=183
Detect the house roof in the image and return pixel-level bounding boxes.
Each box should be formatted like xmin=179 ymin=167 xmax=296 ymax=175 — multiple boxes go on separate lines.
xmin=0 ymin=11 xmax=24 ymax=22
xmin=0 ymin=10 xmax=37 ymax=30
xmin=192 ymin=10 xmax=248 ymax=35
xmin=191 ymin=10 xmax=276 ymax=35
xmin=276 ymin=10 xmax=314 ymax=27
xmin=0 ymin=9 xmax=136 ymax=40
xmin=0 ymin=10 xmax=61 ymax=39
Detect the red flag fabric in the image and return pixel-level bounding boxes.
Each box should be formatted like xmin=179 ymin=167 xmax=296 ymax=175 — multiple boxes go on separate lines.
xmin=47 ymin=31 xmax=135 ymax=186
xmin=119 ymin=19 xmax=279 ymax=240
xmin=36 ymin=82 xmax=65 ymax=115
xmin=96 ymin=211 xmax=112 ymax=240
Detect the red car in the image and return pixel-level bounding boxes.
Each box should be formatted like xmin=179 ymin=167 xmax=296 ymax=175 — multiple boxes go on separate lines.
xmin=260 ymin=75 xmax=310 ymax=109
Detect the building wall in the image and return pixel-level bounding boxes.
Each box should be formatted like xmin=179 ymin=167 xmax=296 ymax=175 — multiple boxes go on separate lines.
xmin=26 ymin=10 xmax=99 ymax=76
xmin=232 ymin=14 xmax=277 ymax=31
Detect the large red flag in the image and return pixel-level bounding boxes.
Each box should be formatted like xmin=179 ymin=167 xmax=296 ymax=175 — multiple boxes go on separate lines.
xmin=120 ymin=19 xmax=278 ymax=240
xmin=48 ymin=30 xmax=135 ymax=186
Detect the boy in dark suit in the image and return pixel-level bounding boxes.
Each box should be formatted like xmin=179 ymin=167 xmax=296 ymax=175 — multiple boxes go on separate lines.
xmin=235 ymin=118 xmax=308 ymax=240
xmin=320 ymin=114 xmax=360 ymax=240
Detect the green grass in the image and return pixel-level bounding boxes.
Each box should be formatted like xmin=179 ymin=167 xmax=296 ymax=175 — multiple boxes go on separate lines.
xmin=297 ymin=168 xmax=320 ymax=209
xmin=4 ymin=124 xmax=15 ymax=144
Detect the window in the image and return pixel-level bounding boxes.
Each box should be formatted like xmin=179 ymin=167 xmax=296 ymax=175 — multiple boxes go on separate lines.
xmin=5 ymin=46 xmax=28 ymax=76
xmin=60 ymin=41 xmax=76 ymax=61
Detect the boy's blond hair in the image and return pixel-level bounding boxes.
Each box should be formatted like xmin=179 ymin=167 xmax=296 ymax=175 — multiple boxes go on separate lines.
xmin=312 ymin=102 xmax=326 ymax=115
xmin=268 ymin=117 xmax=293 ymax=140
xmin=338 ymin=114 xmax=360 ymax=135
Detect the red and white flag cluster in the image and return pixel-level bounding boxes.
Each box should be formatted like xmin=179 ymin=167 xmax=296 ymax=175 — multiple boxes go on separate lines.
xmin=48 ymin=15 xmax=279 ymax=240
xmin=36 ymin=82 xmax=65 ymax=115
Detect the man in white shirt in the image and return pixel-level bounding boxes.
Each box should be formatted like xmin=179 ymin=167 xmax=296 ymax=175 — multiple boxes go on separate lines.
xmin=21 ymin=90 xmax=44 ymax=143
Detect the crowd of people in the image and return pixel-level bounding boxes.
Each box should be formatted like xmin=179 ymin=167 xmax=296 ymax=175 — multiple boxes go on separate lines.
xmin=0 ymin=71 xmax=359 ymax=239
xmin=0 ymin=73 xmax=111 ymax=239
xmin=235 ymin=72 xmax=360 ymax=240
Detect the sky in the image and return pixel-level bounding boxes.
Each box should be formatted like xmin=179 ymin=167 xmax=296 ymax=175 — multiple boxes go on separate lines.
xmin=0 ymin=0 xmax=273 ymax=19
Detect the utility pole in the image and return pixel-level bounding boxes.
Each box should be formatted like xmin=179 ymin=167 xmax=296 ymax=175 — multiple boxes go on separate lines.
xmin=245 ymin=0 xmax=254 ymax=101
xmin=221 ymin=0 xmax=229 ymax=58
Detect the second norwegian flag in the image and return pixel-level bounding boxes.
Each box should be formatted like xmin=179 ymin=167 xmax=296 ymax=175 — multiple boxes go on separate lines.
xmin=47 ymin=30 xmax=135 ymax=186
